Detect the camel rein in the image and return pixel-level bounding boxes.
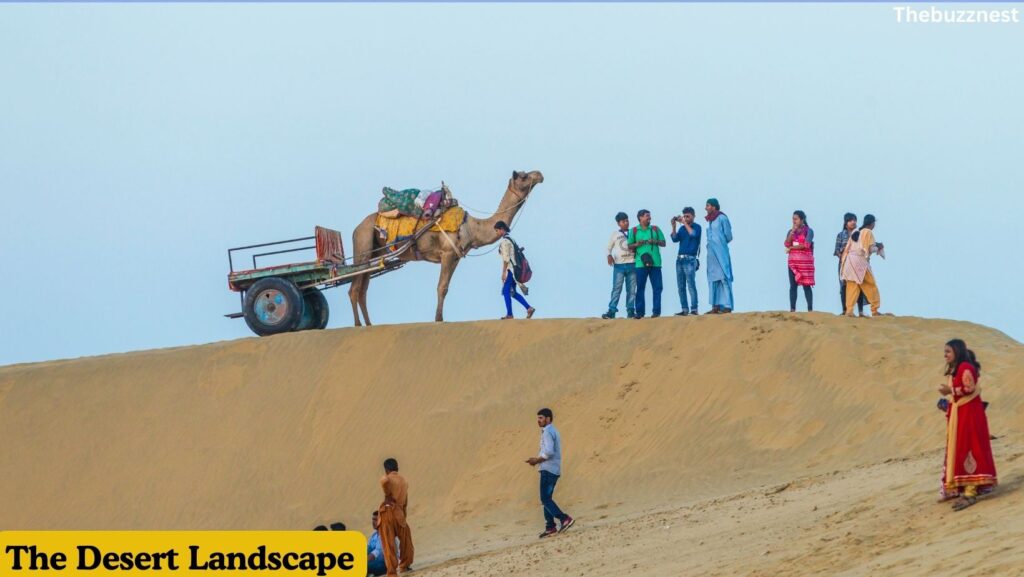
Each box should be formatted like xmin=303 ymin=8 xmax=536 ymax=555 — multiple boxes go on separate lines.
xmin=463 ymin=191 xmax=531 ymax=258
xmin=456 ymin=186 xmax=529 ymax=218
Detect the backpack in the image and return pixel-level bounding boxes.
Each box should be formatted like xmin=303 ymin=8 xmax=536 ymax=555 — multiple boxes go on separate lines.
xmin=632 ymin=225 xmax=660 ymax=268
xmin=508 ymin=236 xmax=532 ymax=283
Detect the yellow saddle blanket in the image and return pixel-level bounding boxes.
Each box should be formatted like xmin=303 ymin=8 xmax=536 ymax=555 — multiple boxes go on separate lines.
xmin=375 ymin=207 xmax=466 ymax=246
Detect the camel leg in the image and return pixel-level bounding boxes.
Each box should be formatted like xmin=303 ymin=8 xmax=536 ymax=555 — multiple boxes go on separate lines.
xmin=348 ymin=277 xmax=364 ymax=327
xmin=358 ymin=273 xmax=372 ymax=326
xmin=435 ymin=252 xmax=460 ymax=322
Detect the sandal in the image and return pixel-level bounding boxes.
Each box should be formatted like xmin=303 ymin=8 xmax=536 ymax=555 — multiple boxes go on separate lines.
xmin=952 ymin=496 xmax=977 ymax=511
xmin=500 ymin=315 xmax=514 ymax=320
xmin=526 ymin=307 xmax=536 ymax=319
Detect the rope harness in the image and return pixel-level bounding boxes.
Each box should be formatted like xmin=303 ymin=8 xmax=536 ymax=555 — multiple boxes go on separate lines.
xmin=464 ymin=187 xmax=531 ymax=258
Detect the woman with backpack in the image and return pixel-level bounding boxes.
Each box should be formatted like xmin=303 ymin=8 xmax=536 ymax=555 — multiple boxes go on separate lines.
xmin=496 ymin=221 xmax=535 ymax=319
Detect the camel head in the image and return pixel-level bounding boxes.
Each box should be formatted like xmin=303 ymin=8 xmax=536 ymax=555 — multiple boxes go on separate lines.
xmin=509 ymin=170 xmax=544 ymax=197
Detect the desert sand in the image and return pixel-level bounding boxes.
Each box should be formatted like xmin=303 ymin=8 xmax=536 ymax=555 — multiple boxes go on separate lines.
xmin=1 ymin=313 xmax=1021 ymax=576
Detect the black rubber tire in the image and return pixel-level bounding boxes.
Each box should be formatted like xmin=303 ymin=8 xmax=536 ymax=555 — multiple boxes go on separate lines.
xmin=243 ymin=277 xmax=305 ymax=336
xmin=296 ymin=289 xmax=330 ymax=331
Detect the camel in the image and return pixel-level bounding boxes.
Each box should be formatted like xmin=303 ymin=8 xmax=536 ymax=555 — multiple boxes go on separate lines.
xmin=348 ymin=170 xmax=544 ymax=326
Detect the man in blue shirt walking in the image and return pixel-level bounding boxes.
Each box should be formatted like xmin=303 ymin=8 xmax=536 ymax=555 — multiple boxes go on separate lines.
xmin=670 ymin=207 xmax=702 ymax=316
xmin=525 ymin=408 xmax=575 ymax=538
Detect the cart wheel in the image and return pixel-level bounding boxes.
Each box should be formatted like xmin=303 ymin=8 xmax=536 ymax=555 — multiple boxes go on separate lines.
xmin=296 ymin=289 xmax=330 ymax=331
xmin=243 ymin=277 xmax=304 ymax=336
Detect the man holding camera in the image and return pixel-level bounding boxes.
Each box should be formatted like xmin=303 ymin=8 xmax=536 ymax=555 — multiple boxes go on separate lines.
xmin=626 ymin=209 xmax=666 ymax=319
xmin=670 ymin=207 xmax=702 ymax=316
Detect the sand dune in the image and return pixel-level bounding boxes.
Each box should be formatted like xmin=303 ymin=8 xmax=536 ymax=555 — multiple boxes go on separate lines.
xmin=424 ymin=435 xmax=1024 ymax=577
xmin=1 ymin=313 xmax=1021 ymax=575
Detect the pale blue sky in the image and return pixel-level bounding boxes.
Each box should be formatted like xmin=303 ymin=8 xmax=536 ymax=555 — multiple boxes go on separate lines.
xmin=1 ymin=4 xmax=1021 ymax=365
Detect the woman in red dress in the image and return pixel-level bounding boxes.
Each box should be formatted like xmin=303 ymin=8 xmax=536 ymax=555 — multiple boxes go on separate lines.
xmin=938 ymin=339 xmax=997 ymax=510
xmin=785 ymin=210 xmax=815 ymax=312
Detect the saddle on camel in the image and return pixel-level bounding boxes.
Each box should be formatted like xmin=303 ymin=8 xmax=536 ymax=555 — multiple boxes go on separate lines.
xmin=374 ymin=182 xmax=466 ymax=252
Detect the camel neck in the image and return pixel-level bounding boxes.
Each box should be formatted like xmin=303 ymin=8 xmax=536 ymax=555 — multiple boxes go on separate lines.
xmin=481 ymin=185 xmax=527 ymax=228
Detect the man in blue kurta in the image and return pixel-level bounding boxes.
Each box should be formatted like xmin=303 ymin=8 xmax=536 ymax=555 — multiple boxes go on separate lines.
xmin=704 ymin=198 xmax=734 ymax=313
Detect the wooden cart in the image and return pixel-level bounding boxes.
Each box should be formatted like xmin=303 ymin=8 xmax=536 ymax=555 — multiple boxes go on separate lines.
xmin=226 ymin=225 xmax=415 ymax=336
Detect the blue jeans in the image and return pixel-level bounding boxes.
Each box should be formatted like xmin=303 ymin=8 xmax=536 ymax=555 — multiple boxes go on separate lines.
xmin=367 ymin=558 xmax=387 ymax=576
xmin=607 ymin=264 xmax=637 ymax=317
xmin=635 ymin=267 xmax=663 ymax=317
xmin=502 ymin=273 xmax=531 ymax=316
xmin=675 ymin=256 xmax=699 ymax=313
xmin=540 ymin=470 xmax=567 ymax=530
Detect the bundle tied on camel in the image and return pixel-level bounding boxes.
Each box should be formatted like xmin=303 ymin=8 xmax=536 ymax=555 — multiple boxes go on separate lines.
xmin=377 ymin=182 xmax=457 ymax=219
xmin=374 ymin=182 xmax=466 ymax=249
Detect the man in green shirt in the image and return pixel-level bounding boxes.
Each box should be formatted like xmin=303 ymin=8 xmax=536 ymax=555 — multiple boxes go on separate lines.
xmin=626 ymin=209 xmax=666 ymax=318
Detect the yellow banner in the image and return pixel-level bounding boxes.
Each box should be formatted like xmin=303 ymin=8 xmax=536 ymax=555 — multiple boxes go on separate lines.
xmin=0 ymin=532 xmax=366 ymax=576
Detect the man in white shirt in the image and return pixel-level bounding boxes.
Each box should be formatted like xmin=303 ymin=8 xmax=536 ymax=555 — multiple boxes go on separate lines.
xmin=601 ymin=212 xmax=636 ymax=319
xmin=525 ymin=408 xmax=575 ymax=538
